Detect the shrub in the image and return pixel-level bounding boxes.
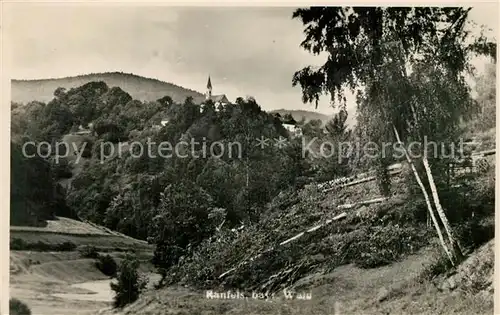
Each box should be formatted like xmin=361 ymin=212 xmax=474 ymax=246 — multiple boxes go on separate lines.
xmin=96 ymin=254 xmax=118 ymax=277
xmin=78 ymin=245 xmax=99 ymax=259
xmin=455 ymin=217 xmax=495 ymax=251
xmin=9 ymin=298 xmax=31 ymax=315
xmin=151 ymin=182 xmax=216 ymax=272
xmin=52 ymin=159 xmax=73 ymax=179
xmin=81 ymin=142 xmax=93 ymax=158
xmin=10 ymin=239 xmax=77 ymax=252
xmin=10 ymin=238 xmax=27 ymax=250
xmin=103 ymin=131 xmax=124 ymax=143
xmin=419 ymin=253 xmax=454 ymax=283
xmin=352 ymin=225 xmax=430 ymax=269
xmin=92 ymin=139 xmax=114 ymax=160
xmin=58 ymin=241 xmax=78 ymax=251
xmin=111 ymin=254 xmax=147 ymax=308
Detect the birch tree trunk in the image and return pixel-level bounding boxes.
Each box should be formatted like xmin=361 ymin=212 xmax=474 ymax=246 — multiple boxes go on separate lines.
xmin=407 ymin=101 xmax=464 ymax=262
xmin=393 ymin=126 xmax=455 ymax=264
xmin=422 ymin=157 xmax=464 ymax=261
xmin=246 ymin=158 xmax=249 ymax=188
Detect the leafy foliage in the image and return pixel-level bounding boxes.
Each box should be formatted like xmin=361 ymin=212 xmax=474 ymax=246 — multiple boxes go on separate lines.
xmin=159 ymin=188 xmax=433 ymax=291
xmin=10 ymin=141 xmax=70 ymax=226
xmin=151 ymin=181 xmax=216 ymax=272
xmin=292 ymin=7 xmax=495 ymax=264
xmin=10 ymin=238 xmax=77 ymax=251
xmin=110 ymin=254 xmax=147 ymax=308
xmin=9 ymin=86 xmax=319 ymax=278
xmin=9 ymin=298 xmax=32 ymax=315
xmin=470 ymin=62 xmax=496 ymax=131
xmin=56 ymin=92 xmax=311 ymax=239
xmin=292 ymin=7 xmax=495 ymax=109
xmin=96 ymin=254 xmax=118 ymax=277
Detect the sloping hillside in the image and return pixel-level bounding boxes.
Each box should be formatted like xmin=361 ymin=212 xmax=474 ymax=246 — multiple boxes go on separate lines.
xmin=96 ymin=161 xmax=495 ymax=315
xmin=10 ymin=216 xmax=156 ymax=315
xmin=269 ymin=109 xmax=332 ymax=125
xmin=100 ymin=239 xmax=494 ymax=315
xmin=11 ymin=72 xmax=206 ymax=105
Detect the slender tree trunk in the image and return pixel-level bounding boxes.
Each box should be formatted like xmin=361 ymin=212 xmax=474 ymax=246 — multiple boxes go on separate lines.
xmin=391 ymin=40 xmax=461 ymax=263
xmin=422 ymin=157 xmax=464 ymax=261
xmin=393 ymin=126 xmax=455 ymax=264
xmin=407 ymin=101 xmax=464 ymax=262
xmin=246 ymin=158 xmax=249 ymax=188
xmin=245 ymin=131 xmax=250 ymax=188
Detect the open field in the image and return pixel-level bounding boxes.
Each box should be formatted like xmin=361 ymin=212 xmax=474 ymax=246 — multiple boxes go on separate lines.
xmin=11 ymin=230 xmax=152 ymax=251
xmin=11 ymin=216 xmax=153 ymax=252
xmin=11 ymin=217 xmax=110 ymax=235
xmin=10 ymin=217 xmax=156 ymax=315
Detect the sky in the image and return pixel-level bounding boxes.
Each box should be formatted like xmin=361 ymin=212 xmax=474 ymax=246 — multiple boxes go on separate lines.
xmin=5 ymin=4 xmax=498 ymax=122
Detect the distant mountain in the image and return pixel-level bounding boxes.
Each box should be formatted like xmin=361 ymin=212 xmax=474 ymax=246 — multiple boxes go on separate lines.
xmin=11 ymin=72 xmax=206 ymax=105
xmin=269 ymin=109 xmax=332 ymax=125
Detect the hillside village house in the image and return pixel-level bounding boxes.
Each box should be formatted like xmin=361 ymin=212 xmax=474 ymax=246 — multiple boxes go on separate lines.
xmin=151 ymin=118 xmax=170 ymax=131
xmin=276 ymin=113 xmax=303 ymax=137
xmin=282 ymin=122 xmax=296 ymax=133
xmin=72 ymin=123 xmax=94 ymax=135
xmin=160 ymin=119 xmax=169 ymax=126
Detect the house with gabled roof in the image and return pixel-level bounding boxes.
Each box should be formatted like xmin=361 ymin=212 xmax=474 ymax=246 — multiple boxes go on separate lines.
xmin=278 ymin=114 xmax=303 ymax=137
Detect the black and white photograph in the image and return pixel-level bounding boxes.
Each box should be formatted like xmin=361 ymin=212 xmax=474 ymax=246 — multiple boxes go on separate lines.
xmin=4 ymin=3 xmax=498 ymax=315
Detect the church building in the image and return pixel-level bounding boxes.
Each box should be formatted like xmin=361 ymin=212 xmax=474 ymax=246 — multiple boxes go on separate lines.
xmin=201 ymin=75 xmax=230 ymax=111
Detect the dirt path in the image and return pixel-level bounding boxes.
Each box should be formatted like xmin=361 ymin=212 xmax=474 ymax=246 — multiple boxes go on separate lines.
xmin=52 ymin=279 xmax=114 ymax=302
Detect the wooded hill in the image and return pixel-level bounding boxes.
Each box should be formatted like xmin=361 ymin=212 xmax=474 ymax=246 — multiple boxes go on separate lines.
xmin=11 ymin=72 xmax=206 ymax=105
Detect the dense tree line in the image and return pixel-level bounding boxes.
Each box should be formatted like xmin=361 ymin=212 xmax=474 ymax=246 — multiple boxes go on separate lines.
xmin=11 ymin=80 xmax=355 ymax=274
xmin=10 ymin=141 xmax=72 ymax=226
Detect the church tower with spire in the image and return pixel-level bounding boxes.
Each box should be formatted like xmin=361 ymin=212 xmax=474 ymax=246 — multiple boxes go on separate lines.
xmin=201 ymin=75 xmax=230 ymax=112
xmin=206 ymin=75 xmax=212 ymax=100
